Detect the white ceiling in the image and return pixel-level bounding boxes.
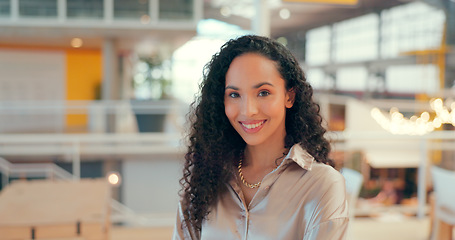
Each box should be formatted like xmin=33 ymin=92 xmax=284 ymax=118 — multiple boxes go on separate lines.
xmin=0 ymin=0 xmax=410 ymax=53
xmin=204 ymin=0 xmax=409 ymax=37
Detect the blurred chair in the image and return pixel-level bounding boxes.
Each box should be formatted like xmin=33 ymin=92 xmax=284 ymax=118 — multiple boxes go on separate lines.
xmin=341 ymin=168 xmax=364 ymax=219
xmin=431 ymin=166 xmax=455 ymax=240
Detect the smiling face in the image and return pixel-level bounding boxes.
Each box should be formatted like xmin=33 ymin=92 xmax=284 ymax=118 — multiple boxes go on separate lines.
xmin=224 ymin=53 xmax=295 ymax=148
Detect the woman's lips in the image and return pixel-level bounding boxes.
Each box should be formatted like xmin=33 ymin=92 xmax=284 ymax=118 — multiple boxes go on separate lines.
xmin=239 ymin=120 xmax=266 ymax=133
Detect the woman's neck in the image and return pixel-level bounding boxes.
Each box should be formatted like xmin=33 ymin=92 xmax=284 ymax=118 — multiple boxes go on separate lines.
xmin=244 ymin=142 xmax=287 ymax=169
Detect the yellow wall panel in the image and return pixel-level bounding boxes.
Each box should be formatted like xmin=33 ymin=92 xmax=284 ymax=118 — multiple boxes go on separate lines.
xmin=66 ymin=49 xmax=102 ymax=130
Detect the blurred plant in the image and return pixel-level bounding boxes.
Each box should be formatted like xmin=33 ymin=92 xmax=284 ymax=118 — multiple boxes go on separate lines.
xmin=133 ymin=54 xmax=172 ymax=100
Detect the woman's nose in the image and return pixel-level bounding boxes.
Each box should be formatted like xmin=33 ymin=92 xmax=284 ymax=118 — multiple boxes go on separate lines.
xmin=241 ymin=97 xmax=259 ymax=116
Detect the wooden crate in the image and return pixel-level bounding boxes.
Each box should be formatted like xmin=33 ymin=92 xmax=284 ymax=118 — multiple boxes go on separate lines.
xmin=0 ymin=179 xmax=111 ymax=240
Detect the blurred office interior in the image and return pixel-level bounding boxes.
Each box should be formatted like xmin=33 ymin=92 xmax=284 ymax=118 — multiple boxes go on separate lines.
xmin=0 ymin=0 xmax=454 ymax=239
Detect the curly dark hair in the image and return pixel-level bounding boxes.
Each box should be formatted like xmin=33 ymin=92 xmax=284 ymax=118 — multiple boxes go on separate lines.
xmin=179 ymin=35 xmax=334 ymax=235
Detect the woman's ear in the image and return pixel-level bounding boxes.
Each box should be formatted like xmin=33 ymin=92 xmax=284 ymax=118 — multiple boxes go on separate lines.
xmin=285 ymin=88 xmax=295 ymax=108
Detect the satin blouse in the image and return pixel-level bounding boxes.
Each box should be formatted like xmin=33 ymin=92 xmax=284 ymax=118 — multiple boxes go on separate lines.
xmin=173 ymin=144 xmax=349 ymax=240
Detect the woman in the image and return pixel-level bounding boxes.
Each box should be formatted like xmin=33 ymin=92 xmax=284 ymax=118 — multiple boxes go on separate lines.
xmin=173 ymin=35 xmax=348 ymax=239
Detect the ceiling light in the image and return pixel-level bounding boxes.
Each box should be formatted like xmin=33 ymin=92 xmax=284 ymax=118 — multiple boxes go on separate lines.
xmin=70 ymin=38 xmax=83 ymax=48
xmin=141 ymin=14 xmax=151 ymax=24
xmin=220 ymin=6 xmax=232 ymax=17
xmin=279 ymin=8 xmax=290 ymax=20
xmin=107 ymin=172 xmax=121 ymax=186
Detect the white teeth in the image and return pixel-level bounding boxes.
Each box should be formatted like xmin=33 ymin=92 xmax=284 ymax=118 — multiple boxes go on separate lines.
xmin=242 ymin=121 xmax=264 ymax=129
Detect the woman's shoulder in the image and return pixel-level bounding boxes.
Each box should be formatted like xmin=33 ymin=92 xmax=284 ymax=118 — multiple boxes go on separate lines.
xmin=286 ymin=160 xmax=344 ymax=189
xmin=307 ymin=162 xmax=345 ymax=186
xmin=311 ymin=162 xmax=343 ymax=180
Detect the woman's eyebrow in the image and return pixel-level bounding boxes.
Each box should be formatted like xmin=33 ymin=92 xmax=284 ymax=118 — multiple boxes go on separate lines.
xmin=225 ymin=82 xmax=274 ymax=90
xmin=253 ymin=82 xmax=274 ymax=88
xmin=225 ymin=85 xmax=239 ymax=90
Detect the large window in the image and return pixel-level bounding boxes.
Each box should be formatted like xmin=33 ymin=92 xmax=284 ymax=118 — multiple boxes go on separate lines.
xmin=306 ymin=69 xmax=332 ymax=91
xmin=381 ymin=2 xmax=445 ymax=58
xmin=306 ymin=13 xmax=379 ymax=65
xmin=114 ymin=0 xmax=149 ymax=20
xmin=159 ymin=0 xmax=193 ymax=21
xmin=0 ymin=0 xmax=9 ymax=17
xmin=67 ymin=0 xmax=103 ymax=19
xmin=19 ymin=0 xmax=57 ymax=17
xmin=386 ymin=65 xmax=439 ymax=94
xmin=334 ymin=13 xmax=379 ymax=63
xmin=337 ymin=67 xmax=368 ymax=92
xmin=305 ymin=26 xmax=331 ymax=66
xmin=304 ymin=2 xmax=445 ymax=95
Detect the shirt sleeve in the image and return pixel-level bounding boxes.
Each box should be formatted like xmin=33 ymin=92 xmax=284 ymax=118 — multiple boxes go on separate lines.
xmin=172 ymin=202 xmax=198 ymax=240
xmin=303 ymin=173 xmax=350 ymax=240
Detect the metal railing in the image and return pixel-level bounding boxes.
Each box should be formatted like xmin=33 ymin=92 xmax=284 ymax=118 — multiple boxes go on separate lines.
xmin=0 ymin=157 xmax=74 ymax=185
xmin=0 ymin=99 xmax=188 ymax=134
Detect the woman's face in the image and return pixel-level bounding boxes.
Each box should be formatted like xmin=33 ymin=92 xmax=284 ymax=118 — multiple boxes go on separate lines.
xmin=224 ymin=53 xmax=294 ymax=147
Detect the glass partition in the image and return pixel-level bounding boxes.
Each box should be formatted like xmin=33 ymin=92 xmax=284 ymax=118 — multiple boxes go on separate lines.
xmin=159 ymin=0 xmax=193 ymax=21
xmin=114 ymin=0 xmax=149 ymax=20
xmin=0 ymin=0 xmax=9 ymax=17
xmin=19 ymin=0 xmax=57 ymax=17
xmin=67 ymin=0 xmax=103 ymax=19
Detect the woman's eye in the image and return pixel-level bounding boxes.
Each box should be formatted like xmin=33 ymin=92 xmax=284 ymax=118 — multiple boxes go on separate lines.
xmin=258 ymin=90 xmax=270 ymax=97
xmin=228 ymin=92 xmax=240 ymax=98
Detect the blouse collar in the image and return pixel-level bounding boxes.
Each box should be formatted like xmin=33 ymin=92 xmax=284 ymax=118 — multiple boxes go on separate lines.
xmin=283 ymin=144 xmax=315 ymax=171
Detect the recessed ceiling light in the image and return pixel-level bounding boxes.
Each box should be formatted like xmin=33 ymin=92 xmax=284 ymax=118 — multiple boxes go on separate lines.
xmin=141 ymin=14 xmax=151 ymax=24
xmin=220 ymin=6 xmax=231 ymax=17
xmin=279 ymin=8 xmax=290 ymax=20
xmin=107 ymin=172 xmax=121 ymax=186
xmin=70 ymin=38 xmax=83 ymax=48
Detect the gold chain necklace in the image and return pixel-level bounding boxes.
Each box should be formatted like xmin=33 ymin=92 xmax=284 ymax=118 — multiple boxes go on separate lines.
xmin=237 ymin=151 xmax=287 ymax=189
